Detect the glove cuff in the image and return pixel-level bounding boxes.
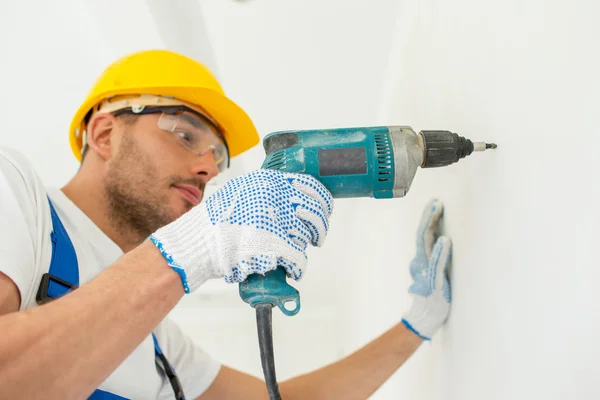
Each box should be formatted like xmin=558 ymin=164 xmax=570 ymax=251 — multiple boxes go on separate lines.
xmin=150 ymin=205 xmax=221 ymax=293
xmin=401 ymin=296 xmax=447 ymax=340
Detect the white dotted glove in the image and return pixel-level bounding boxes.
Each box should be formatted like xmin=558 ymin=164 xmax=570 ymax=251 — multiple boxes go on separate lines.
xmin=150 ymin=169 xmax=333 ymax=293
xmin=401 ymin=199 xmax=452 ymax=340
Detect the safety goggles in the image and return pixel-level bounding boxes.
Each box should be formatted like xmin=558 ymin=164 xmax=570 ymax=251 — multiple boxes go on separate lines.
xmin=113 ymin=105 xmax=230 ymax=172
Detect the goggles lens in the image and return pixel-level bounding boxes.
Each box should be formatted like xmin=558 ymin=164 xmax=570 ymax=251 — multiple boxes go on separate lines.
xmin=157 ymin=111 xmax=229 ymax=172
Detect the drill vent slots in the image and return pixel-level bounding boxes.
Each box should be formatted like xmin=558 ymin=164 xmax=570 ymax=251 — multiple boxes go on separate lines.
xmin=374 ymin=133 xmax=393 ymax=182
xmin=265 ymin=150 xmax=286 ymax=170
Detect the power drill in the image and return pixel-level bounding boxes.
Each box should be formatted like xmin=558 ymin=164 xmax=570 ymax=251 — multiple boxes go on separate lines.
xmin=238 ymin=125 xmax=497 ymax=399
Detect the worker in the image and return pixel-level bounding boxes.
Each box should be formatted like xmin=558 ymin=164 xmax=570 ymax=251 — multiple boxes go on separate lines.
xmin=0 ymin=49 xmax=453 ymax=400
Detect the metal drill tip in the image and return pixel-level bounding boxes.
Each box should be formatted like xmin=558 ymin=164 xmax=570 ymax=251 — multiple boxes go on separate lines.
xmin=473 ymin=142 xmax=497 ymax=152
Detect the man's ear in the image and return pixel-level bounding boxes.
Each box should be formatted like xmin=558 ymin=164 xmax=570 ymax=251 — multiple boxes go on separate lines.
xmin=85 ymin=114 xmax=118 ymax=161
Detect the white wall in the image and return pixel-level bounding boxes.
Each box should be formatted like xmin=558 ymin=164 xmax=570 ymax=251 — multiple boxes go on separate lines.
xmin=344 ymin=1 xmax=600 ymax=399
xmin=2 ymin=1 xmax=599 ymax=399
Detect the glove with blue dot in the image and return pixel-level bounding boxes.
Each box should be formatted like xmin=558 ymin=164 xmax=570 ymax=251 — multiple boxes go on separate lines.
xmin=401 ymin=199 xmax=452 ymax=340
xmin=150 ymin=169 xmax=334 ymax=293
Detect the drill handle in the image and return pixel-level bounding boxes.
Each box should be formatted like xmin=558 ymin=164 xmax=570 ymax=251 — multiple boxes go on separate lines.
xmin=239 ymin=267 xmax=301 ymax=316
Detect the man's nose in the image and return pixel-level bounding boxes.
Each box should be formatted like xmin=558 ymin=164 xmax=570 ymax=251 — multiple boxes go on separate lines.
xmin=191 ymin=151 xmax=220 ymax=181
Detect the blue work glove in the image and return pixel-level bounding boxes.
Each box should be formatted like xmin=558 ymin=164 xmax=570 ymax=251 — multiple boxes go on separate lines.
xmin=401 ymin=199 xmax=452 ymax=340
xmin=150 ymin=169 xmax=333 ymax=293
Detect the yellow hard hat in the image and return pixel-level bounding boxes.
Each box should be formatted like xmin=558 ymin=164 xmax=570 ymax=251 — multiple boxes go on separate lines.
xmin=69 ymin=49 xmax=260 ymax=162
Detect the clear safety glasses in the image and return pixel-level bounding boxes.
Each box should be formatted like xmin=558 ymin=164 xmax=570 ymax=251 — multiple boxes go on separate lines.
xmin=113 ymin=106 xmax=230 ymax=172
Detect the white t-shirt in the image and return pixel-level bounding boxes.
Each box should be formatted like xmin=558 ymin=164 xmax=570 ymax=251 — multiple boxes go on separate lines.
xmin=0 ymin=146 xmax=221 ymax=399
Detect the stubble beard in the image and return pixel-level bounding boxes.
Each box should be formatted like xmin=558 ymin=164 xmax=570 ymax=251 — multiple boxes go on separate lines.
xmin=104 ymin=134 xmax=175 ymax=245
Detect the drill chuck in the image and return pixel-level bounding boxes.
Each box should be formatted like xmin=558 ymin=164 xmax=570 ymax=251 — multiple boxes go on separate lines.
xmin=420 ymin=130 xmax=497 ymax=168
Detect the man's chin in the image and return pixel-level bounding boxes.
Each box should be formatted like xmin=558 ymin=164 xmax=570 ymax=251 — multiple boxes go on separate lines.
xmin=172 ymin=198 xmax=197 ymax=220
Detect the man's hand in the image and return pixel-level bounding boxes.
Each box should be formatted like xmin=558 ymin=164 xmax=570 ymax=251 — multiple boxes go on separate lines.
xmin=150 ymin=169 xmax=334 ymax=293
xmin=401 ymin=199 xmax=452 ymax=340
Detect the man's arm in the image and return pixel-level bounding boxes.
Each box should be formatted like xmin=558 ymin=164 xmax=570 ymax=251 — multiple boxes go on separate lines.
xmin=200 ymin=323 xmax=422 ymax=400
xmin=281 ymin=323 xmax=422 ymax=399
xmin=0 ymin=241 xmax=185 ymax=400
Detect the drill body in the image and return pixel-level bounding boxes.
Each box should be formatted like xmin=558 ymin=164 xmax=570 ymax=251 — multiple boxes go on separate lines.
xmin=261 ymin=125 xmax=423 ymax=199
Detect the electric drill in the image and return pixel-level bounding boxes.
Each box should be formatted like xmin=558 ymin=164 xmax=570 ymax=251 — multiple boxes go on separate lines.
xmin=238 ymin=125 xmax=496 ymax=399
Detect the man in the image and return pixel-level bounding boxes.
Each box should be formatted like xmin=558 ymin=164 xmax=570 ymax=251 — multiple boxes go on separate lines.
xmin=0 ymin=49 xmax=452 ymax=399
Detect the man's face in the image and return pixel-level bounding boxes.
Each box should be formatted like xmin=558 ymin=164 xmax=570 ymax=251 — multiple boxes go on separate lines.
xmin=103 ymin=111 xmax=220 ymax=240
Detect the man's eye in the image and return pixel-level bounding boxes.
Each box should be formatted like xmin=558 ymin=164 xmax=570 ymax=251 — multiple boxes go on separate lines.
xmin=176 ymin=131 xmax=194 ymax=143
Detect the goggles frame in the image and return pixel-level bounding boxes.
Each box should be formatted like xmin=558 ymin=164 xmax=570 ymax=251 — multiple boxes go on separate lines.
xmin=112 ymin=105 xmax=231 ymax=171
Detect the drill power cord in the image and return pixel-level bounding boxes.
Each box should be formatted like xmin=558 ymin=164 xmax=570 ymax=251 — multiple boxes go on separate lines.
xmin=255 ymin=303 xmax=283 ymax=400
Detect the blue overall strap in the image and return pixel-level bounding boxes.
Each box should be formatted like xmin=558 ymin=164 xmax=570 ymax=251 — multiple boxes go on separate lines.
xmin=87 ymin=390 xmax=129 ymax=399
xmin=38 ymin=197 xmax=186 ymax=400
xmin=35 ymin=198 xmax=79 ymax=303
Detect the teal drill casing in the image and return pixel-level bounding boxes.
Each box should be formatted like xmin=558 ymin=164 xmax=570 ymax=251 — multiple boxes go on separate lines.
xmin=261 ymin=126 xmax=397 ymax=199
xmin=239 ymin=126 xmax=425 ymax=316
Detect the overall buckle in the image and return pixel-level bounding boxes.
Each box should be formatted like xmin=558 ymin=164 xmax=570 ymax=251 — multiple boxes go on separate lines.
xmin=36 ymin=273 xmax=78 ymax=305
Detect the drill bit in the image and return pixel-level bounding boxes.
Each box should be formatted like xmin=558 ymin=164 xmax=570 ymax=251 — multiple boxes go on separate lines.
xmin=473 ymin=142 xmax=498 ymax=152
